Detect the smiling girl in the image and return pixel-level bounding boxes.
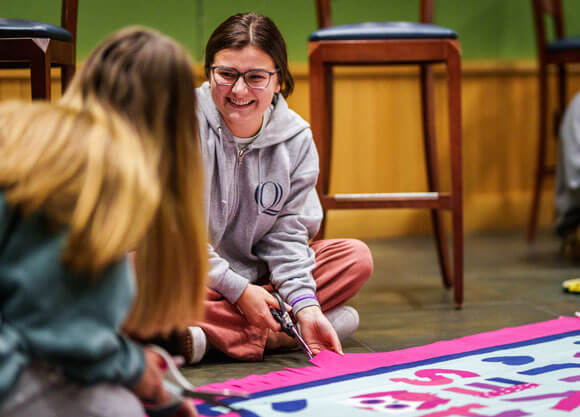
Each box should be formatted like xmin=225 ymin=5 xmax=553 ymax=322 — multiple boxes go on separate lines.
xmin=177 ymin=13 xmax=373 ymax=364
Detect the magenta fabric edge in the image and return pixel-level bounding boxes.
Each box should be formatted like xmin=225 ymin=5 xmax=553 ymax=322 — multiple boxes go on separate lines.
xmin=196 ymin=316 xmax=580 ymax=394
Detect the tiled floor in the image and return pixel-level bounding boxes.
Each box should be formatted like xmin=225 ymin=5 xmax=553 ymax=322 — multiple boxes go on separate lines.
xmin=182 ymin=229 xmax=579 ymax=387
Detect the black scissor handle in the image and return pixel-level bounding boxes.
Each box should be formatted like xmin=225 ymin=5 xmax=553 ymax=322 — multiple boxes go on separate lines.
xmin=272 ymin=291 xmax=285 ymax=312
xmin=270 ymin=292 xmax=294 ymax=337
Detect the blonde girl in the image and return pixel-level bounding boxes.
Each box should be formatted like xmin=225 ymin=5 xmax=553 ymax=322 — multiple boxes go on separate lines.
xmin=0 ymin=26 xmax=206 ymax=417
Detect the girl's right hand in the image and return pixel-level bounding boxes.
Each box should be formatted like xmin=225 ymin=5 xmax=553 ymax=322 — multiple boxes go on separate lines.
xmin=131 ymin=348 xmax=198 ymax=416
xmin=235 ymin=284 xmax=285 ymax=331
xmin=130 ymin=347 xmax=170 ymax=405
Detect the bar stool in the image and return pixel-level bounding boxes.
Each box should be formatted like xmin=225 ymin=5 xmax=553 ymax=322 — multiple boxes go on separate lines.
xmin=308 ymin=0 xmax=463 ymax=307
xmin=527 ymin=0 xmax=580 ymax=241
xmin=0 ymin=0 xmax=78 ymax=100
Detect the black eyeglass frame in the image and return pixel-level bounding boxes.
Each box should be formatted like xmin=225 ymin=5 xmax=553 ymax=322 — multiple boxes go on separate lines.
xmin=210 ymin=65 xmax=280 ymax=90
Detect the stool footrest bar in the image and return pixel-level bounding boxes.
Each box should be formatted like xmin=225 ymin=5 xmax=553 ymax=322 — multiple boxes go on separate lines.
xmin=321 ymin=192 xmax=452 ymax=209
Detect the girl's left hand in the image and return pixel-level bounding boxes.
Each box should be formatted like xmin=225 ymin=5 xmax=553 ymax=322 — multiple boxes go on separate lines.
xmin=295 ymin=306 xmax=343 ymax=356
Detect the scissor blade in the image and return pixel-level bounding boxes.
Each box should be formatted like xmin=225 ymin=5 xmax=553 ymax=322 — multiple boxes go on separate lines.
xmin=291 ymin=327 xmax=313 ymax=359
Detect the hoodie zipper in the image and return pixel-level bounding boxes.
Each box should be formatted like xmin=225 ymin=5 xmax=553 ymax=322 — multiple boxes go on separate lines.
xmin=238 ymin=147 xmax=248 ymax=163
xmin=227 ymin=145 xmax=249 ymax=224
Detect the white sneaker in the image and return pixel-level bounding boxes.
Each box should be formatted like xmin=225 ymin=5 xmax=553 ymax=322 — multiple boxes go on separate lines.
xmin=324 ymin=306 xmax=359 ymax=340
xmin=179 ymin=326 xmax=208 ymax=365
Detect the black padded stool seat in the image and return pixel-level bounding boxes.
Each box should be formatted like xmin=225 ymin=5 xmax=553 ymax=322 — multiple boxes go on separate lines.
xmin=0 ymin=19 xmax=73 ymax=42
xmin=0 ymin=0 xmax=77 ymax=100
xmin=309 ymin=22 xmax=457 ymax=42
xmin=548 ymin=36 xmax=580 ymax=52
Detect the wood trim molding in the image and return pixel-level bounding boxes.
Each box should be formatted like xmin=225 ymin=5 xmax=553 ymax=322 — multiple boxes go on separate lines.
xmin=3 ymin=60 xmax=579 ymax=82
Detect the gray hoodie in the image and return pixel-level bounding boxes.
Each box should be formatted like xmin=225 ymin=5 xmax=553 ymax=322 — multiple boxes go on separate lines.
xmin=196 ymin=82 xmax=323 ymax=315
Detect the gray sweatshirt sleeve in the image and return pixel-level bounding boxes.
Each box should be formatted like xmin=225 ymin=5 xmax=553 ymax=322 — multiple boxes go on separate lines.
xmin=254 ymin=134 xmax=323 ymax=315
xmin=207 ymin=243 xmax=249 ymax=303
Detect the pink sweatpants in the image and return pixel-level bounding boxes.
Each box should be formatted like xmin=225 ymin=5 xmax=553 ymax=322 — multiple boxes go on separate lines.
xmin=198 ymin=239 xmax=373 ymax=361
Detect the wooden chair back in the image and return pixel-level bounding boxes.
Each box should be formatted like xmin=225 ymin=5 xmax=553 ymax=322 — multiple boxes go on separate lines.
xmin=61 ymin=0 xmax=79 ymax=43
xmin=315 ymin=0 xmax=435 ymax=28
xmin=532 ymin=0 xmax=565 ymax=53
xmin=61 ymin=0 xmax=78 ymax=66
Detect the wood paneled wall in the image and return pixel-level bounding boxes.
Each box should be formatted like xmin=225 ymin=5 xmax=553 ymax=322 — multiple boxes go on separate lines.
xmin=2 ymin=62 xmax=579 ymax=239
xmin=286 ymin=62 xmax=580 ymax=239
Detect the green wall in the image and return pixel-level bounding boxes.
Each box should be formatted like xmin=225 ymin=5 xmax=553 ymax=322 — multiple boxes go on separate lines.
xmin=4 ymin=0 xmax=580 ymax=62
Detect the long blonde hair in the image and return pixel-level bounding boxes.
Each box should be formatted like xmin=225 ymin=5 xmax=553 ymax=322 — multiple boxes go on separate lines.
xmin=0 ymin=101 xmax=158 ymax=272
xmin=60 ymin=26 xmax=207 ymax=338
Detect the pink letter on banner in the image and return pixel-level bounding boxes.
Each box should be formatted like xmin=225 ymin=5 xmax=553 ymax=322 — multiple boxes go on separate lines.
xmin=446 ymin=383 xmax=538 ymax=398
xmin=352 ymin=390 xmax=450 ymax=409
xmin=471 ymin=411 xmax=531 ymax=417
xmin=391 ymin=369 xmax=480 ymax=386
xmin=420 ymin=403 xmax=486 ymax=417
xmin=506 ymin=390 xmax=580 ymax=411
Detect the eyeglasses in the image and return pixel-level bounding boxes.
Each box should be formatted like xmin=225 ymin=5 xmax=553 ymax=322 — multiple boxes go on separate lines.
xmin=211 ymin=65 xmax=279 ymax=89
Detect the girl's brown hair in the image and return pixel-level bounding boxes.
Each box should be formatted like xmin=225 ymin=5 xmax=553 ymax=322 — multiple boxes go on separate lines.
xmin=204 ymin=13 xmax=294 ymax=98
xmin=61 ymin=26 xmax=207 ymax=338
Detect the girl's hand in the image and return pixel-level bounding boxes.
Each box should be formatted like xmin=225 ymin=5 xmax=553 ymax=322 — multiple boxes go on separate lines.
xmin=131 ymin=348 xmax=198 ymax=416
xmin=174 ymin=399 xmax=198 ymax=417
xmin=236 ymin=284 xmax=286 ymax=331
xmin=130 ymin=347 xmax=170 ymax=405
xmin=296 ymin=306 xmax=343 ymax=356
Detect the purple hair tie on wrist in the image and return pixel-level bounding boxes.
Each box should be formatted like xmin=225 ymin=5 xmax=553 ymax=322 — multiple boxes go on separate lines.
xmin=290 ymin=294 xmax=318 ymax=307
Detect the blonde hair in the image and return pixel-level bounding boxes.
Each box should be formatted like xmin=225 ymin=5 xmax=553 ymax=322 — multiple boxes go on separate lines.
xmin=0 ymin=101 xmax=158 ymax=272
xmin=60 ymin=26 xmax=207 ymax=338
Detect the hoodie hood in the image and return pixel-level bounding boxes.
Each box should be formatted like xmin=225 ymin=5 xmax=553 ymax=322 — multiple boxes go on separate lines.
xmin=196 ymin=82 xmax=309 ymax=148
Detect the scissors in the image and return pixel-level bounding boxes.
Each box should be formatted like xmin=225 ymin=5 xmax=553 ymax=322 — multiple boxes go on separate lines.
xmin=270 ymin=292 xmax=314 ymax=359
xmin=144 ymin=345 xmax=248 ymax=417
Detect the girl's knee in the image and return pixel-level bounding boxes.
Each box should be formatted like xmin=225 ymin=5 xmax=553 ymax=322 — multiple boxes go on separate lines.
xmin=344 ymin=238 xmax=374 ymax=283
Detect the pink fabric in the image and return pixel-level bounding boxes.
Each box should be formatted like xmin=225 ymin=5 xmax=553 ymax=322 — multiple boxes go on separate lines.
xmin=198 ymin=239 xmax=373 ymax=360
xmin=198 ymin=316 xmax=580 ymax=394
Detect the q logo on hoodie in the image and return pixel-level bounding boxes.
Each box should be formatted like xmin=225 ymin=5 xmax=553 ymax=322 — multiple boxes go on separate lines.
xmin=255 ymin=181 xmax=284 ymax=216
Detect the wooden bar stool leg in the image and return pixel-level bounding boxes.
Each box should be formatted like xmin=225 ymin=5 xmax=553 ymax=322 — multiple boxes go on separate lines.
xmin=30 ymin=55 xmax=51 ymax=100
xmin=61 ymin=64 xmax=75 ymax=94
xmin=420 ymin=64 xmax=452 ymax=288
xmin=447 ymin=47 xmax=463 ymax=308
xmin=310 ymin=47 xmax=334 ymax=240
xmin=555 ymin=64 xmax=566 ymax=136
xmin=527 ymin=64 xmax=549 ymax=242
